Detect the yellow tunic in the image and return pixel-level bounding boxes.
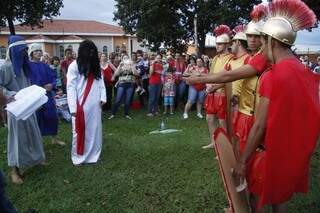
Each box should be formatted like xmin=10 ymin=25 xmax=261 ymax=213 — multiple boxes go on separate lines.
xmin=238 ymin=75 xmax=259 ymax=116
xmin=237 ymin=55 xmax=260 ymax=116
xmin=209 ymin=53 xmax=233 ymax=92
xmin=225 ymin=54 xmax=249 ymax=96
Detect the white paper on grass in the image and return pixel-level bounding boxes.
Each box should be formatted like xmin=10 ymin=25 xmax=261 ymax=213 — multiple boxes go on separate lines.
xmin=149 ymin=129 xmax=182 ymax=134
xmin=6 ymin=85 xmax=48 ymax=120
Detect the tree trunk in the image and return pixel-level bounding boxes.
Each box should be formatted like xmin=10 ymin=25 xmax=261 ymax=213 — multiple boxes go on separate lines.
xmin=7 ymin=17 xmax=15 ymax=35
xmin=198 ymin=32 xmax=206 ymax=57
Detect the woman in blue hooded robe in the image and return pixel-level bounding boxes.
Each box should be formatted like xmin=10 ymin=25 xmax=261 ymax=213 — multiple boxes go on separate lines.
xmin=28 ymin=43 xmax=65 ymax=145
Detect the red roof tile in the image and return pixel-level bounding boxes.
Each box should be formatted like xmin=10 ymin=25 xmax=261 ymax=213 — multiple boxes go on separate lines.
xmin=25 ymin=35 xmax=54 ymax=40
xmin=1 ymin=19 xmax=124 ymax=35
xmin=56 ymin=35 xmax=83 ymax=40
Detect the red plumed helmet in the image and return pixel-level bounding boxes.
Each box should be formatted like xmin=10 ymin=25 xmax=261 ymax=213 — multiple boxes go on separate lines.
xmin=233 ymin=24 xmax=246 ymax=34
xmin=213 ymin=25 xmax=231 ymax=37
xmin=250 ymin=3 xmax=269 ymax=22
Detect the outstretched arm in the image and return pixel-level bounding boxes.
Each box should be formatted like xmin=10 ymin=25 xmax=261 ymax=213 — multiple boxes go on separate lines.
xmin=184 ymin=65 xmax=258 ymax=84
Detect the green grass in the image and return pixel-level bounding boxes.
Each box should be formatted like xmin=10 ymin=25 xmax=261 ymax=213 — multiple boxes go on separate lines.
xmin=0 ymin=109 xmax=319 ymax=212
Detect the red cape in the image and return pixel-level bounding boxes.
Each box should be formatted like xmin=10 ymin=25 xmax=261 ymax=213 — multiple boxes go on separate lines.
xmin=258 ymin=58 xmax=320 ymax=207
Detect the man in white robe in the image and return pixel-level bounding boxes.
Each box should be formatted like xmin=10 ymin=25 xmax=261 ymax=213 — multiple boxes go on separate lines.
xmin=67 ymin=40 xmax=106 ymax=165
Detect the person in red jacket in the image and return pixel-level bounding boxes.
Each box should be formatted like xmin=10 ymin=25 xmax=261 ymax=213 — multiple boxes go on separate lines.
xmin=60 ymin=48 xmax=74 ymax=94
xmin=100 ymin=53 xmax=116 ymax=111
xmin=147 ymin=54 xmax=163 ymax=116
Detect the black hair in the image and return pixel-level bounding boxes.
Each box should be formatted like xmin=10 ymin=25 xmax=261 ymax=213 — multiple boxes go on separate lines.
xmin=197 ymin=57 xmax=204 ymax=63
xmin=277 ymin=40 xmax=291 ymax=50
xmin=52 ymin=56 xmax=60 ymax=62
xmin=136 ymin=49 xmax=143 ymax=55
xmin=239 ymin=40 xmax=248 ymax=49
xmin=76 ymin=40 xmax=101 ymax=79
xmin=65 ymin=48 xmax=72 ymax=54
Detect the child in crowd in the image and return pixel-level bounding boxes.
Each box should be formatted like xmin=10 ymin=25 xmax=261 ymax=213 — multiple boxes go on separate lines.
xmin=55 ymin=89 xmax=71 ymax=122
xmin=50 ymin=56 xmax=63 ymax=93
xmin=135 ymin=54 xmax=146 ymax=95
xmin=162 ymin=69 xmax=176 ymax=115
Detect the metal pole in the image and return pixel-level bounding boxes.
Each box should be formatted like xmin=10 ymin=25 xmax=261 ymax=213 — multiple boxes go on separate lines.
xmin=194 ymin=13 xmax=198 ymax=57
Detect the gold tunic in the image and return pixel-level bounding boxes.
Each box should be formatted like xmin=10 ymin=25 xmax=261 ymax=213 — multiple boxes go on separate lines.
xmin=237 ymin=55 xmax=260 ymax=116
xmin=225 ymin=54 xmax=249 ymax=96
xmin=209 ymin=53 xmax=233 ymax=93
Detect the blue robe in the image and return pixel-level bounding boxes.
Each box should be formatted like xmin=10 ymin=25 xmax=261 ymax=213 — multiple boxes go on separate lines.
xmin=29 ymin=61 xmax=58 ymax=136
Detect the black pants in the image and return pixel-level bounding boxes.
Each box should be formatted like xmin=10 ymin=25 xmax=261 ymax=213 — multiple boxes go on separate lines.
xmin=0 ymin=171 xmax=17 ymax=213
xmin=138 ymin=78 xmax=149 ymax=107
xmin=103 ymin=84 xmax=113 ymax=111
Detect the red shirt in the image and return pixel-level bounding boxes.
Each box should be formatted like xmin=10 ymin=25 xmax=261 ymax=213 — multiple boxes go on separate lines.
xmin=61 ymin=58 xmax=74 ymax=84
xmin=193 ymin=67 xmax=208 ymax=91
xmin=149 ymin=63 xmax=163 ymax=85
xmin=167 ymin=59 xmax=175 ymax=70
xmin=102 ymin=64 xmax=114 ymax=86
xmin=248 ymin=53 xmax=269 ymax=74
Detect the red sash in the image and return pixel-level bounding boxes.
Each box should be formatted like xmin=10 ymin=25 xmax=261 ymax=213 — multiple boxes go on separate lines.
xmin=75 ymin=73 xmax=94 ymax=155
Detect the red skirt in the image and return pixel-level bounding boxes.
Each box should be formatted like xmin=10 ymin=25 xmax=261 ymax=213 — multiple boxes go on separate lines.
xmin=204 ymin=92 xmax=227 ymax=119
xmin=233 ymin=112 xmax=254 ymax=152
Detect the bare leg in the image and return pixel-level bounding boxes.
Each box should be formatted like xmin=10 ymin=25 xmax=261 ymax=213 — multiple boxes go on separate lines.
xmin=163 ymin=105 xmax=167 ymax=114
xmin=184 ymin=102 xmax=192 ymax=115
xmin=250 ymin=195 xmax=267 ymax=213
xmin=219 ymin=119 xmax=227 ymax=131
xmin=170 ymin=105 xmax=174 ymax=114
xmin=272 ymin=203 xmax=288 ymax=213
xmin=202 ymin=114 xmax=216 ymax=149
xmin=196 ymin=102 xmax=202 ymax=115
xmin=10 ymin=167 xmax=23 ymax=185
xmin=52 ymin=136 xmax=66 ymax=146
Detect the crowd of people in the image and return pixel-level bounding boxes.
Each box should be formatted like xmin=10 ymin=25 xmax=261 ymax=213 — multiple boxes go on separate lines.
xmin=300 ymin=55 xmax=320 ymax=73
xmin=0 ymin=0 xmax=319 ymax=212
xmin=23 ymin=45 xmax=213 ymax=120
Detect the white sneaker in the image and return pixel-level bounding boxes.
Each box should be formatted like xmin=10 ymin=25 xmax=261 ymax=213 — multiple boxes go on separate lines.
xmin=135 ymin=87 xmax=142 ymax=93
xmin=183 ymin=113 xmax=188 ymax=119
xmin=197 ymin=113 xmax=204 ymax=119
xmin=108 ymin=115 xmax=115 ymax=120
xmin=125 ymin=115 xmax=132 ymax=120
xmin=139 ymin=89 xmax=146 ymax=95
xmin=202 ymin=143 xmax=214 ymax=149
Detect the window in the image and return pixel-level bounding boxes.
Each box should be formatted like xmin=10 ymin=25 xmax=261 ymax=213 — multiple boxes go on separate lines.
xmin=103 ymin=46 xmax=108 ymax=55
xmin=115 ymin=45 xmax=120 ymax=53
xmin=0 ymin=46 xmax=6 ymax=59
xmin=59 ymin=45 xmax=64 ymax=59
xmin=67 ymin=45 xmax=73 ymax=50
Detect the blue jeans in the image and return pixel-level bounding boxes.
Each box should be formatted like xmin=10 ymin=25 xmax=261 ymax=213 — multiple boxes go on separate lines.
xmin=164 ymin=96 xmax=174 ymax=106
xmin=187 ymin=86 xmax=205 ymax=104
xmin=177 ymin=80 xmax=187 ymax=105
xmin=148 ymin=84 xmax=161 ymax=114
xmin=112 ymin=83 xmax=134 ymax=116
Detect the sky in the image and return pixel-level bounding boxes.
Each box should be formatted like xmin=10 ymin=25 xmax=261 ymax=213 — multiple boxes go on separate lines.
xmin=58 ymin=0 xmax=320 ymax=51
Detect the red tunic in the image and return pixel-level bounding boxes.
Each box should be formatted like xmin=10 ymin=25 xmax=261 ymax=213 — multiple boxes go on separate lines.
xmin=102 ymin=64 xmax=113 ymax=87
xmin=255 ymin=58 xmax=320 ymax=208
xmin=149 ymin=63 xmax=163 ymax=85
xmin=247 ymin=53 xmax=268 ymax=75
xmin=61 ymin=59 xmax=74 ymax=84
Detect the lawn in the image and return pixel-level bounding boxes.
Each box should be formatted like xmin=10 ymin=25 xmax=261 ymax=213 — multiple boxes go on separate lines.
xmin=0 ymin=109 xmax=319 ymax=212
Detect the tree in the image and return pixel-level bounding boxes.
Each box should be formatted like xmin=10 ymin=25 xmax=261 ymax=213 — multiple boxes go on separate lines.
xmin=304 ymin=0 xmax=320 ymax=22
xmin=0 ymin=0 xmax=63 ymax=35
xmin=114 ymin=0 xmax=189 ymax=52
xmin=114 ymin=0 xmax=260 ymax=54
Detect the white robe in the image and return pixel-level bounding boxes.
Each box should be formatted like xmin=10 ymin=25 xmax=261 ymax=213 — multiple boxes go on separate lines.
xmin=67 ymin=61 xmax=106 ymax=165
